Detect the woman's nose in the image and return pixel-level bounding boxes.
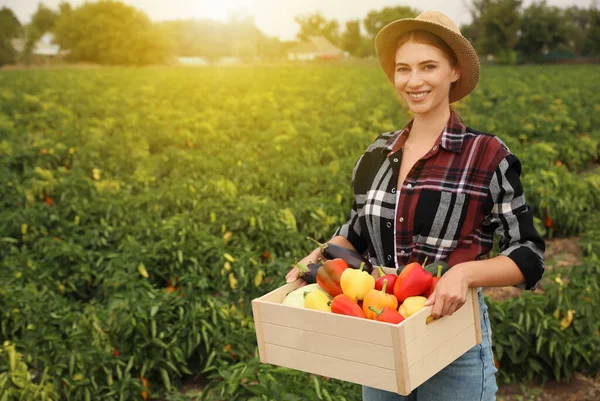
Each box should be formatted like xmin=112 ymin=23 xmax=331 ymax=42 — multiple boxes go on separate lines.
xmin=407 ymin=71 xmax=424 ymax=88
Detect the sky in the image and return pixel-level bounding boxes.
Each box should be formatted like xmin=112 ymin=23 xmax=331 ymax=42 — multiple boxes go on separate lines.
xmin=1 ymin=0 xmax=596 ymax=41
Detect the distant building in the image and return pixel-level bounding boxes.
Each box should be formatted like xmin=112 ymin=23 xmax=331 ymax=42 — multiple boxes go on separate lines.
xmin=287 ymin=36 xmax=346 ymax=61
xmin=178 ymin=57 xmax=209 ymax=65
xmin=11 ymin=33 xmax=67 ymax=57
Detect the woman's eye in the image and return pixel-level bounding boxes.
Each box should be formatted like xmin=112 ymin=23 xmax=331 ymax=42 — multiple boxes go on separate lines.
xmin=424 ymin=64 xmax=436 ymax=70
xmin=396 ymin=67 xmax=409 ymax=73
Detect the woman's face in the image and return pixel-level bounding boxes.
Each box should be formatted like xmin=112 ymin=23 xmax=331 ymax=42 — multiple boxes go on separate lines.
xmin=394 ymin=41 xmax=459 ymax=116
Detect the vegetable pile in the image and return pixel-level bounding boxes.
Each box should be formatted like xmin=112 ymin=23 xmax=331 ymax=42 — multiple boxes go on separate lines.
xmin=285 ymin=245 xmax=449 ymax=325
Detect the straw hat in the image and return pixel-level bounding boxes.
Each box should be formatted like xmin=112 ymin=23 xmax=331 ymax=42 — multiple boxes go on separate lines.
xmin=375 ymin=11 xmax=480 ymax=103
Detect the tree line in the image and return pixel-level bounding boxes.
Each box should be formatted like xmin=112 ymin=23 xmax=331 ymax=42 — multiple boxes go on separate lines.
xmin=0 ymin=0 xmax=598 ymax=66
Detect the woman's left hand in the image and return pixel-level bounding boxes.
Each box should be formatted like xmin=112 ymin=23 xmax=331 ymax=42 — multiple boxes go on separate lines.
xmin=424 ymin=262 xmax=471 ymax=319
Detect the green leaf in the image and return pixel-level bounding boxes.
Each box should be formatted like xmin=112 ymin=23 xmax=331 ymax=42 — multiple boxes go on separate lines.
xmin=536 ymin=336 xmax=544 ymax=354
xmin=160 ymin=368 xmax=171 ymax=392
xmin=312 ymin=375 xmax=322 ymax=400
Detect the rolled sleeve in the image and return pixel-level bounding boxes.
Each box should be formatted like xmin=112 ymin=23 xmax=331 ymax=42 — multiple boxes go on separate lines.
xmin=331 ymin=154 xmax=368 ymax=255
xmin=484 ymin=153 xmax=546 ymax=290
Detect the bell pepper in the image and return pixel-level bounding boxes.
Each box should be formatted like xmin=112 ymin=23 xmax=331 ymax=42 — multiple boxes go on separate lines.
xmin=396 ymin=256 xmax=428 ymax=280
xmin=281 ymin=283 xmax=322 ymax=308
xmin=340 ymin=262 xmax=375 ymax=302
xmin=423 ymin=260 xmax=449 ymax=276
xmin=317 ymin=258 xmax=349 ymax=297
xmin=375 ymin=267 xmax=397 ymax=294
xmin=368 ymin=306 xmax=405 ymax=324
xmin=304 ymin=289 xmax=332 ymax=312
xmin=398 ymin=296 xmax=427 ymax=318
xmin=393 ymin=261 xmax=433 ymax=303
xmin=424 ymin=265 xmax=444 ymax=298
xmin=331 ymin=294 xmax=366 ymax=318
xmin=362 ymin=279 xmax=398 ymax=319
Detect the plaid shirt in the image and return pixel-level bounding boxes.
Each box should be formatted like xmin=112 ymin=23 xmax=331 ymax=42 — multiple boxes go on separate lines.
xmin=332 ymin=111 xmax=545 ymax=290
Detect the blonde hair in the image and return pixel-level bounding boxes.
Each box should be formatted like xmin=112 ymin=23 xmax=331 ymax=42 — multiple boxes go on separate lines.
xmin=394 ymin=30 xmax=462 ymax=120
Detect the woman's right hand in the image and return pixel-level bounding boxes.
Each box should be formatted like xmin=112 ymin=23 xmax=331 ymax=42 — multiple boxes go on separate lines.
xmin=285 ymin=247 xmax=324 ymax=286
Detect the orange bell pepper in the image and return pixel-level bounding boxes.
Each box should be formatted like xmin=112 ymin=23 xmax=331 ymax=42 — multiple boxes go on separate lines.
xmin=362 ymin=279 xmax=398 ymax=319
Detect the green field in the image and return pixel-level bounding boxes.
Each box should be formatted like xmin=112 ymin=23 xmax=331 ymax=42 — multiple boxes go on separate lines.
xmin=1 ymin=64 xmax=599 ymax=400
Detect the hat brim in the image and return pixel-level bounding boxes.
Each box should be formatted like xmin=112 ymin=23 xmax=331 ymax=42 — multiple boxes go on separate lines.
xmin=375 ymin=19 xmax=480 ymax=103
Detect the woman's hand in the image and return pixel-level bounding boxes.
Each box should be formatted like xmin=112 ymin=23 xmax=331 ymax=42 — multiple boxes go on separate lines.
xmin=424 ymin=262 xmax=472 ymax=319
xmin=285 ymin=247 xmax=323 ymax=287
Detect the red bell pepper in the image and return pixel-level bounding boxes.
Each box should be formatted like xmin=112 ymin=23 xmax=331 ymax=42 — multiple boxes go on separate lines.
xmin=424 ymin=264 xmax=444 ymax=298
xmin=331 ymin=294 xmax=366 ymax=318
xmin=375 ymin=267 xmax=397 ymax=294
xmin=317 ymin=258 xmax=349 ymax=297
xmin=396 ymin=256 xmax=428 ymax=285
xmin=393 ymin=262 xmax=433 ymax=303
xmin=368 ymin=306 xmax=405 ymax=324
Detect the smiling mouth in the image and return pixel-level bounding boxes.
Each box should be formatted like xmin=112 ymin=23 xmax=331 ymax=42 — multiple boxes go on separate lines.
xmin=407 ymin=91 xmax=430 ymax=99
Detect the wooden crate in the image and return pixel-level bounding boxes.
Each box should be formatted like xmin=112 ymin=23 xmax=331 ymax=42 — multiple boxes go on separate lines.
xmin=251 ymin=267 xmax=482 ymax=395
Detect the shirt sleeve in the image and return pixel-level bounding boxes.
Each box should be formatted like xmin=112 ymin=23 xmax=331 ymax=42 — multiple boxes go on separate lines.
xmin=331 ymin=154 xmax=368 ymax=256
xmin=483 ymin=153 xmax=546 ymax=290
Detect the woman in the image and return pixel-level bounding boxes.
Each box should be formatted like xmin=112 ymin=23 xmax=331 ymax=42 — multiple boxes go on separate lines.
xmin=286 ymin=11 xmax=545 ymax=401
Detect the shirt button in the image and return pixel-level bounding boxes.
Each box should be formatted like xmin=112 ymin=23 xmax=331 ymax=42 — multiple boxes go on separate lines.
xmin=433 ymin=145 xmax=438 ymax=151
xmin=386 ymin=222 xmax=392 ymax=228
xmin=407 ymin=184 xmax=412 ymax=189
xmin=393 ymin=158 xmax=399 ymax=163
xmin=391 ymin=188 xmax=396 ymax=193
xmin=400 ymin=250 xmax=405 ymax=255
xmin=399 ymin=217 xmax=404 ymax=223
xmin=387 ymin=255 xmax=392 ymax=261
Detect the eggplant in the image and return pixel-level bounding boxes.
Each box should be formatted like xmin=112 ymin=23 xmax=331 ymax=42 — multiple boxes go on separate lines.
xmin=295 ymin=261 xmax=321 ymax=284
xmin=307 ymin=237 xmax=373 ymax=274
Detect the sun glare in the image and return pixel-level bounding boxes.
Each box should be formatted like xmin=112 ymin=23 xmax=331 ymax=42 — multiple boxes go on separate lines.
xmin=199 ymin=0 xmax=246 ymax=22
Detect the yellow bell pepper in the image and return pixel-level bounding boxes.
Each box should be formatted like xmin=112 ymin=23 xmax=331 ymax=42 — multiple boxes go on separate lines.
xmin=398 ymin=296 xmax=427 ymax=318
xmin=340 ymin=263 xmax=375 ymax=302
xmin=304 ymin=289 xmax=332 ymax=312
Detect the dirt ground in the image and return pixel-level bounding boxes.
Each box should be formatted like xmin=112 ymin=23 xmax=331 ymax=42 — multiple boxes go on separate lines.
xmin=483 ymin=237 xmax=581 ymax=302
xmin=497 ymin=372 xmax=600 ymax=401
xmin=485 ymin=237 xmax=600 ymax=401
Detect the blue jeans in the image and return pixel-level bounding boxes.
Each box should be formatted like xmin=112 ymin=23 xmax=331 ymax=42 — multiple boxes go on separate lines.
xmin=363 ymin=289 xmax=498 ymax=401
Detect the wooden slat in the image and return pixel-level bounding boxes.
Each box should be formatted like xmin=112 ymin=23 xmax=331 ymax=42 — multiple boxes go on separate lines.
xmin=403 ymin=288 xmax=476 ymax=343
xmin=391 ymin=324 xmax=410 ymax=395
xmin=251 ymin=300 xmax=267 ymax=363
xmin=262 ymin=323 xmax=395 ymax=369
xmin=405 ymin=295 xmax=473 ymax=367
xmin=408 ymin=324 xmax=477 ymax=391
xmin=257 ymin=301 xmax=394 ymax=346
xmin=265 ymin=343 xmax=400 ymax=394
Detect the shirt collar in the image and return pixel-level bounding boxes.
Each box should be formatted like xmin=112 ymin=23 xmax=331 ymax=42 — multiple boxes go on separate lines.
xmin=384 ymin=109 xmax=466 ymax=156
